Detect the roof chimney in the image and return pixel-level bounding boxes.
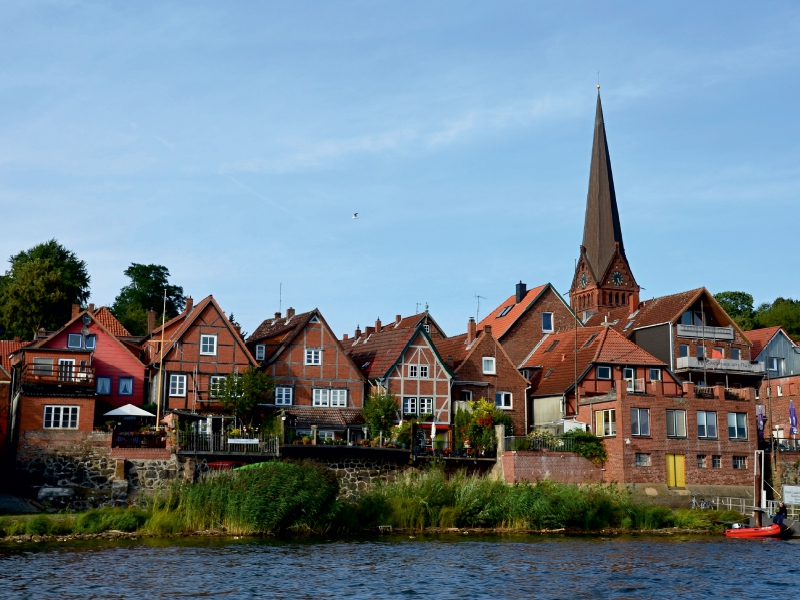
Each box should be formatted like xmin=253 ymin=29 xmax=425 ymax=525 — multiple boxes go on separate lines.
xmin=467 ymin=317 xmax=477 ymax=344
xmin=274 ymin=312 xmax=281 ymax=319
xmin=233 ymin=324 xmax=242 ymax=337
xmin=355 ymin=325 xmax=362 ymax=338
xmin=516 ymin=281 xmax=527 ymax=304
xmin=13 ymin=336 xmax=20 ymax=342
xmin=71 ymin=304 xmax=80 ymax=320
xmin=343 ymin=333 xmax=349 ymax=341
xmin=286 ymin=307 xmax=295 ymax=318
xmin=185 ymin=297 xmax=194 ymax=314
xmin=447 ymin=355 xmax=454 ymax=368
xmin=395 ymin=314 xmax=401 ymax=324
xmin=88 ymin=303 xmax=95 ymax=313
xmin=375 ymin=318 xmax=382 ymax=333
xmin=147 ymin=310 xmax=156 ymax=334
xmin=365 ymin=326 xmax=375 ymax=335
xmin=36 ymin=327 xmax=46 ymax=340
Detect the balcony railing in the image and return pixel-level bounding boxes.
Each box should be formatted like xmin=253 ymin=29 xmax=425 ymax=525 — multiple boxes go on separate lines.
xmin=504 ymin=435 xmax=578 ymax=452
xmin=626 ymin=378 xmax=646 ymax=394
xmin=725 ymin=388 xmax=749 ymax=401
xmin=676 ymin=324 xmax=735 ymax=341
xmin=676 ymin=357 xmax=764 ymax=373
xmin=21 ymin=364 xmax=96 ymax=386
xmin=695 ymin=386 xmax=715 ymax=398
xmin=177 ymin=432 xmax=280 ymax=455
xmin=112 ymin=431 xmax=167 ymax=449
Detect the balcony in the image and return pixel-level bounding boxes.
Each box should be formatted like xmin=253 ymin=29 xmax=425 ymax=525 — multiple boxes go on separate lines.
xmin=676 ymin=356 xmax=764 ymax=374
xmin=21 ymin=363 xmax=96 ymax=387
xmin=676 ymin=324 xmax=734 ymax=341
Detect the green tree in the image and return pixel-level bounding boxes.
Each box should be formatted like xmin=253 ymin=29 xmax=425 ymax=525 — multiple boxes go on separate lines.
xmin=111 ymin=263 xmax=185 ymax=336
xmin=714 ymin=291 xmax=755 ymax=330
xmin=361 ymin=390 xmax=398 ymax=438
xmin=0 ymin=240 xmax=90 ymax=339
xmin=215 ymin=367 xmax=275 ymax=430
xmin=755 ymin=297 xmax=800 ymax=339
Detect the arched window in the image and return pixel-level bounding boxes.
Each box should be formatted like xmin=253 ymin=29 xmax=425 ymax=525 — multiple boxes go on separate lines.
xmin=615 ymin=292 xmax=620 ymax=305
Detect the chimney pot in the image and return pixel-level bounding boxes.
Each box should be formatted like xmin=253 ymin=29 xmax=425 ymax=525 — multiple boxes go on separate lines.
xmin=355 ymin=325 xmax=362 ymax=338
xmin=233 ymin=324 xmax=242 ymax=336
xmin=484 ymin=324 xmax=492 ymax=336
xmin=147 ymin=310 xmax=156 ymax=334
xmin=71 ymin=304 xmax=80 ymax=320
xmin=13 ymin=336 xmax=20 ymax=342
xmin=516 ymin=281 xmax=527 ymax=304
xmin=375 ymin=318 xmax=382 ymax=332
xmin=343 ymin=333 xmax=349 ymax=340
xmin=274 ymin=312 xmax=281 ymax=319
xmin=185 ymin=297 xmax=194 ymax=314
xmin=88 ymin=303 xmax=95 ymax=313
xmin=365 ymin=326 xmax=375 ymax=335
xmin=395 ymin=314 xmax=401 ymax=324
xmin=286 ymin=307 xmax=295 ymax=318
xmin=467 ymin=317 xmax=477 ymax=344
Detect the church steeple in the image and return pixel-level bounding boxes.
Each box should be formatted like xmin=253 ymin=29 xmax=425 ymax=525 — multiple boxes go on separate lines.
xmin=571 ymin=90 xmax=639 ymax=316
xmin=582 ymin=91 xmax=625 ymax=277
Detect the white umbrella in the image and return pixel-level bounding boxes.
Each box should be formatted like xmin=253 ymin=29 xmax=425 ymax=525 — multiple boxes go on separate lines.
xmin=104 ymin=404 xmax=156 ymax=417
xmin=430 ymin=421 xmax=437 ymax=448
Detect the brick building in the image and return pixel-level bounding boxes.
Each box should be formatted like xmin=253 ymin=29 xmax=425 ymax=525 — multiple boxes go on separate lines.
xmin=0 ymin=339 xmax=29 ymax=463
xmin=435 ymin=319 xmax=530 ymax=435
xmin=246 ymin=307 xmax=366 ymax=440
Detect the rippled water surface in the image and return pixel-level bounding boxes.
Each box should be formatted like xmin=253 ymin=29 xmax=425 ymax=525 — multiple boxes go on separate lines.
xmin=1 ymin=534 xmax=798 ymax=599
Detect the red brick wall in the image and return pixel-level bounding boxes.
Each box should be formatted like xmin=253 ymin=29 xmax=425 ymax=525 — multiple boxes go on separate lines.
xmin=16 ymin=429 xmax=111 ymax=462
xmin=758 ymin=375 xmax=800 ymax=441
xmin=566 ymin=365 xmax=683 ymax=415
xmin=0 ymin=378 xmax=10 ymax=460
xmin=498 ymin=287 xmax=579 ymax=367
xmin=502 ymin=451 xmax=604 ymax=484
xmin=18 ymin=395 xmax=95 ymax=433
xmin=110 ymin=447 xmax=171 ymax=460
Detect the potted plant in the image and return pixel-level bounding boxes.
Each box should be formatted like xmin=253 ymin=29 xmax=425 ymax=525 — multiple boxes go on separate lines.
xmin=301 ymin=435 xmax=312 ymax=445
xmin=463 ymin=438 xmax=472 ymax=449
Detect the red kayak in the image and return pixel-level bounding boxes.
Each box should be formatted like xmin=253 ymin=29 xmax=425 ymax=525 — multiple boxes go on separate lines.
xmin=724 ymin=524 xmax=791 ymax=538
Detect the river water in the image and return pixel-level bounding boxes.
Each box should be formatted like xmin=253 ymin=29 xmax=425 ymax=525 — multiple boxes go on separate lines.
xmin=1 ymin=534 xmax=798 ymax=599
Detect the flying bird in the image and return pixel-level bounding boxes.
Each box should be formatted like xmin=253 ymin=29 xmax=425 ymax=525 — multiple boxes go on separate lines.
xmin=352 ymin=213 xmax=358 ymax=219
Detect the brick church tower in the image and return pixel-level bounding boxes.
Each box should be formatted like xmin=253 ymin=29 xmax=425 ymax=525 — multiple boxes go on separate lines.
xmin=570 ymin=90 xmax=640 ymax=318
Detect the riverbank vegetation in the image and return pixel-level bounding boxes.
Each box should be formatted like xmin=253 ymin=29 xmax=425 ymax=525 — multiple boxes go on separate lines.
xmin=0 ymin=462 xmax=746 ymax=539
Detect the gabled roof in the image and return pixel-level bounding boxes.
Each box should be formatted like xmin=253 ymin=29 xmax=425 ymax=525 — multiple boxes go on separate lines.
xmin=477 ymin=283 xmax=578 ymax=339
xmin=744 ymin=326 xmax=793 ymax=359
xmin=247 ymin=311 xmax=316 ymax=347
xmin=0 ymin=340 xmax=30 ymax=376
xmin=343 ymin=327 xmax=418 ymax=379
xmin=522 ymin=326 xmax=666 ymax=397
xmin=433 ymin=333 xmax=473 ymax=370
xmin=91 ymin=306 xmax=130 ymax=337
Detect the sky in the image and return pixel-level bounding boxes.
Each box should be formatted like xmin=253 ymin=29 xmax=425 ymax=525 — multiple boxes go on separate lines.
xmin=1 ymin=1 xmax=799 ymax=338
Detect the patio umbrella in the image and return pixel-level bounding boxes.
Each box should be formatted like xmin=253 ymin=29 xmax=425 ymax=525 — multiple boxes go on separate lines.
xmin=430 ymin=421 xmax=437 ymax=448
xmin=790 ymin=400 xmax=798 ymax=436
xmin=756 ymin=405 xmax=765 ymax=439
xmin=104 ymin=404 xmax=156 ymax=417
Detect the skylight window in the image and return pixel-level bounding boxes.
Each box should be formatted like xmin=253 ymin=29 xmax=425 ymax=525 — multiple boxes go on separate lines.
xmin=628 ymin=310 xmax=639 ymax=319
xmin=623 ymin=321 xmax=634 ymax=331
xmin=544 ymin=368 xmax=555 ymax=379
xmin=583 ymin=333 xmax=599 ymax=348
xmin=544 ymin=339 xmax=560 ymax=353
xmin=498 ymin=306 xmax=513 ymax=317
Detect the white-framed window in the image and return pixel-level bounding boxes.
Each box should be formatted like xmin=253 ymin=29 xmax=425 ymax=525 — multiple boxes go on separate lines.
xmin=403 ymin=397 xmax=417 ymax=415
xmin=423 ymin=324 xmax=430 ymax=333
xmin=330 ymin=389 xmax=347 ymax=407
xmin=495 ymin=392 xmax=512 ymax=409
xmin=200 ymin=334 xmax=217 ymax=356
xmin=419 ymin=397 xmax=433 ymax=415
xmin=498 ymin=305 xmax=513 ymax=318
xmin=542 ymin=312 xmax=554 ymax=333
xmin=96 ymin=376 xmax=111 ymax=395
xmin=255 ymin=345 xmax=266 ymax=361
xmin=318 ymin=430 xmax=334 ymax=440
xmin=482 ymin=357 xmax=496 ymax=374
xmin=409 ymin=365 xmax=418 ymax=377
xmin=118 ymin=377 xmax=134 ymax=396
xmin=649 ymin=368 xmax=661 ymax=381
xmin=697 ymin=455 xmax=707 ymax=469
xmin=630 ymin=408 xmax=650 ymax=436
xmin=666 ymin=409 xmax=687 ymax=438
xmin=419 ymin=365 xmax=428 ymax=378
xmin=32 ymin=357 xmax=53 ymax=375
xmin=595 ymin=409 xmax=616 ymax=437
xmin=733 ymin=456 xmax=747 ymax=470
xmin=44 ymin=405 xmax=79 ymax=429
xmin=313 ymin=389 xmax=330 ymax=407
xmin=635 ymin=453 xmax=650 ymax=467
xmin=275 ymin=387 xmax=293 ymax=405
xmin=697 ymin=411 xmax=717 ymax=439
xmin=679 ymin=344 xmax=689 ymax=358
xmin=622 ymin=367 xmax=634 ymax=380
xmin=777 ymin=385 xmax=783 ymax=397
xmin=58 ymin=359 xmax=75 ymax=381
xmin=67 ymin=333 xmax=83 ymax=349
xmin=169 ymin=374 xmax=187 ymax=397
xmin=460 ymin=390 xmax=472 ymax=401
xmin=85 ymin=335 xmax=97 ymax=350
xmin=305 ymin=348 xmax=322 ymax=365
xmin=209 ymin=375 xmax=225 ymax=398
xmin=712 ymin=455 xmax=721 ymax=468
xmin=731 ymin=348 xmax=741 ymax=360
xmin=728 ymin=412 xmax=747 ymax=440
xmin=596 ymin=366 xmax=611 ymax=380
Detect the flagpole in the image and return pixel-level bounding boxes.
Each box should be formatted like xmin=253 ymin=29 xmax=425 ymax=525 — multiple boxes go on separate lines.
xmin=155 ymin=289 xmax=167 ymax=430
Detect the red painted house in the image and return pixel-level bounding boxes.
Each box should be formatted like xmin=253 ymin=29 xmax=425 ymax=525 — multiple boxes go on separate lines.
xmin=0 ymin=339 xmax=29 ymax=463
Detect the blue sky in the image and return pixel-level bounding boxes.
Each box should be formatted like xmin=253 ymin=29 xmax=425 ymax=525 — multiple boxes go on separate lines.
xmin=1 ymin=1 xmax=799 ymax=337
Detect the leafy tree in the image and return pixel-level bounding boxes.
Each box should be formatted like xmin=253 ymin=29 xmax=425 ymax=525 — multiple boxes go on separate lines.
xmin=755 ymin=297 xmax=800 ymax=339
xmin=111 ymin=263 xmax=185 ymax=336
xmin=0 ymin=239 xmax=90 ymax=339
xmin=714 ymin=291 xmax=755 ymax=331
xmin=361 ymin=390 xmax=399 ymax=438
xmin=214 ymin=367 xmax=275 ymax=430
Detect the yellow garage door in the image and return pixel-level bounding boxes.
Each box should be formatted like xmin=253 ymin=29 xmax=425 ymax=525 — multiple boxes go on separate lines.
xmin=666 ymin=454 xmax=686 ymax=487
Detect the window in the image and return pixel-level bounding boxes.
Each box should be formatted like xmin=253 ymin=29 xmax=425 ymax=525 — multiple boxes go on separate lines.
xmin=330 ymin=389 xmax=347 ymax=407
xmin=255 ymin=345 xmax=266 ymax=361
xmin=596 ymin=366 xmax=611 ymax=380
xmin=777 ymin=385 xmax=783 ymax=397
xmin=209 ymin=376 xmax=225 ymax=398
xmin=623 ymin=367 xmax=634 ymax=380
xmin=544 ymin=339 xmax=560 ymax=353
xmin=679 ymin=344 xmax=689 ymax=358
xmin=731 ymin=348 xmax=740 ymax=360
xmin=200 ymin=334 xmax=217 ymax=356
xmin=423 ymin=324 xmax=430 ymax=333
xmin=697 ymin=455 xmax=707 ymax=468
xmin=666 ymin=410 xmax=687 ymax=438
xmin=409 ymin=365 xmax=418 ymax=377
xmin=727 ymin=412 xmax=748 ymax=440
xmin=649 ymin=368 xmax=661 ymax=381
xmin=768 ymin=357 xmax=779 ymax=371
xmin=460 ymin=390 xmax=473 ymax=401
xmin=697 ymin=346 xmax=705 ymax=359
xmin=630 ymin=408 xmax=650 ymax=436
xmin=495 ymin=392 xmax=512 ymax=409
xmin=542 ymin=312 xmax=554 ymax=332
xmin=275 ymin=387 xmax=293 ymax=405
xmin=309 ymin=315 xmax=320 ymax=323
xmin=318 ymin=430 xmax=334 ymax=440
xmin=419 ymin=397 xmax=432 ymax=415
xmin=712 ymin=347 xmax=724 ymax=359
xmin=67 ymin=333 xmax=83 ymax=349
xmin=118 ymin=377 xmax=134 ymax=396
xmin=583 ymin=333 xmax=599 ymax=348
xmin=305 ymin=348 xmax=322 ymax=365
xmin=313 ymin=389 xmax=329 ymax=407
xmin=544 ymin=368 xmax=555 ymax=378
xmin=403 ymin=397 xmax=417 ymax=415
xmin=96 ymin=376 xmax=111 ymax=395
xmin=85 ymin=335 xmax=97 ymax=350
xmin=44 ymin=405 xmax=79 ymax=429
xmin=733 ymin=456 xmax=747 ymax=470
xmin=498 ymin=305 xmax=513 ymax=318
xmin=482 ymin=357 xmax=496 ymax=374
xmin=635 ymin=453 xmax=650 ymax=467
xmin=419 ymin=365 xmax=428 ymax=378
xmin=169 ymin=374 xmax=187 ymax=397
xmin=712 ymin=455 xmax=721 ymax=469
xmin=32 ymin=357 xmax=53 ymax=375
xmin=697 ymin=411 xmax=717 ymax=439
xmin=595 ymin=409 xmax=616 ymax=437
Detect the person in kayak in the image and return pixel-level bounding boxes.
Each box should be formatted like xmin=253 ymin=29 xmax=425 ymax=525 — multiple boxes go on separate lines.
xmin=773 ymin=502 xmax=788 ymax=526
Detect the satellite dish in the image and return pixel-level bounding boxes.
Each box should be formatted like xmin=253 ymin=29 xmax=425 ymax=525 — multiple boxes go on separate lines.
xmin=82 ymin=314 xmax=92 ymax=326
xmin=81 ymin=326 xmax=91 ymax=336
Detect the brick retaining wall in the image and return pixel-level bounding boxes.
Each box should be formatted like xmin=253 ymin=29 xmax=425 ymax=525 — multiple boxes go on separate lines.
xmin=501 ymin=450 xmax=604 ymax=484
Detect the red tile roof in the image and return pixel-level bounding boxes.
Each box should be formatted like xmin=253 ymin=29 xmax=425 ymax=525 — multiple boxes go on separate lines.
xmin=0 ymin=340 xmax=30 ymax=375
xmin=522 ymin=326 xmax=665 ymax=396
xmin=744 ymin=326 xmax=790 ymax=359
xmin=344 ymin=327 xmax=418 ymax=379
xmin=92 ymin=306 xmax=130 ymax=337
xmin=477 ymin=284 xmax=550 ymax=339
xmin=433 ymin=333 xmax=472 ymax=370
xmin=584 ymin=288 xmax=705 ymax=332
xmin=247 ymin=311 xmax=315 ymax=347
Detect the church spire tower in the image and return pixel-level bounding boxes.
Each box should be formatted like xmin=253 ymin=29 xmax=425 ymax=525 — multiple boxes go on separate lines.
xmin=570 ymin=88 xmax=639 ymax=316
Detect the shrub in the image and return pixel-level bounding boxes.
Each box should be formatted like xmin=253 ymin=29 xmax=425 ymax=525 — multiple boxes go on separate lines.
xmin=25 ymin=515 xmax=54 ymax=535
xmin=562 ymin=430 xmax=608 ymax=464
